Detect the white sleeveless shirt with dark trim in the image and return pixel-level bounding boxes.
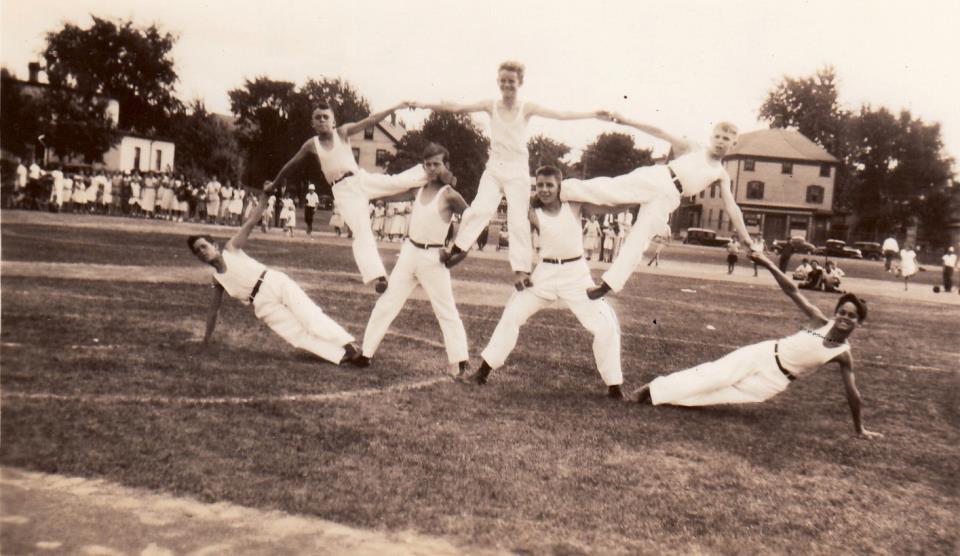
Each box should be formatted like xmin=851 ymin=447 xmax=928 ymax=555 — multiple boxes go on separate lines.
xmin=668 ymin=148 xmax=727 ymax=197
xmin=535 ymin=203 xmax=584 ymax=261
xmin=776 ymin=320 xmax=851 ymax=378
xmin=313 ymin=133 xmax=360 ymax=184
xmin=213 ymin=249 xmax=267 ymax=304
xmin=407 ymin=185 xmax=451 ymax=246
xmin=489 ymin=100 xmax=528 ymax=164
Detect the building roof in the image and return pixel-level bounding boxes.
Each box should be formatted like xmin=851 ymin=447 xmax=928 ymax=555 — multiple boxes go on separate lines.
xmin=377 ymin=121 xmax=406 ymax=143
xmin=726 ymin=128 xmax=838 ymax=164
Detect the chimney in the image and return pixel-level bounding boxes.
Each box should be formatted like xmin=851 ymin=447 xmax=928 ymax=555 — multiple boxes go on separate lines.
xmin=28 ymin=62 xmax=41 ymax=83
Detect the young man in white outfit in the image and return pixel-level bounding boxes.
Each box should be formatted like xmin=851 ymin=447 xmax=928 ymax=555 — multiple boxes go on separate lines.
xmin=461 ymin=166 xmax=626 ymax=399
xmin=559 ymin=115 xmax=756 ymax=299
xmin=267 ymin=101 xmax=427 ymax=293
xmin=633 ymin=252 xmax=882 ymax=440
xmin=353 ymin=144 xmax=470 ymax=374
xmin=413 ymin=61 xmax=608 ymax=290
xmin=187 ymin=188 xmax=360 ymax=365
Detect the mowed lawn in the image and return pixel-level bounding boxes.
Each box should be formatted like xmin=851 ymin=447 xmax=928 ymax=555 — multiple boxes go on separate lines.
xmin=1 ymin=216 xmax=957 ymax=555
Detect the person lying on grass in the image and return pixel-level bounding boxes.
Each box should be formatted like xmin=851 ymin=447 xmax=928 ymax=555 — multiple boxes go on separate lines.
xmin=632 ymin=251 xmax=882 ymax=439
xmin=187 ymin=187 xmax=361 ymax=366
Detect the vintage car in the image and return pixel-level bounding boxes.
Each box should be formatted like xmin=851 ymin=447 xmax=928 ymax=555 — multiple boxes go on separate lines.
xmin=853 ymin=241 xmax=883 ymax=260
xmin=682 ymin=227 xmax=732 ymax=247
xmin=771 ymin=236 xmax=817 ymax=255
xmin=814 ymin=239 xmax=863 ymax=259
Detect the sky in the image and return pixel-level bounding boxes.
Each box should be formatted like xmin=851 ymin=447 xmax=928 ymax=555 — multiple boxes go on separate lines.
xmin=3 ymin=0 xmax=959 ymax=165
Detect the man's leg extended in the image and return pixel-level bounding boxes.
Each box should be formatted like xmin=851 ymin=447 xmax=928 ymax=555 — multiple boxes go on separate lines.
xmin=361 ymin=165 xmax=428 ymax=200
xmin=648 ymin=342 xmax=779 ymax=406
xmin=418 ymin=255 xmax=469 ymax=364
xmin=502 ymin=177 xmax=534 ymax=273
xmin=360 ymin=247 xmax=420 ymax=360
xmin=479 ymin=289 xmax=548 ymax=372
xmin=564 ymin=296 xmax=623 ymax=387
xmin=334 ymin=189 xmax=387 ymax=283
xmin=601 ymin=197 xmax=676 ymax=293
xmin=453 ymin=168 xmax=503 ymax=254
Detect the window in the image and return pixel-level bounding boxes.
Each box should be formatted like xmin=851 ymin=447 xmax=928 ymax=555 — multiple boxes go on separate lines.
xmin=375 ymin=149 xmax=389 ymax=167
xmin=718 ymin=209 xmax=724 ymax=229
xmin=806 ymin=185 xmax=824 ymax=204
xmin=820 ymin=163 xmax=831 ymax=177
xmin=699 ymin=190 xmax=705 ymax=199
xmin=351 ymin=148 xmax=360 ymax=162
xmin=155 ymin=150 xmax=162 ymax=171
xmin=363 ymin=127 xmax=375 ymax=140
xmin=710 ymin=184 xmax=717 ymax=198
xmin=743 ymin=159 xmax=755 ymax=171
xmin=133 ymin=147 xmax=142 ymax=170
xmin=746 ymin=180 xmax=764 ymax=200
xmin=781 ymin=162 xmax=793 ymax=175
xmin=707 ymin=209 xmax=713 ymax=226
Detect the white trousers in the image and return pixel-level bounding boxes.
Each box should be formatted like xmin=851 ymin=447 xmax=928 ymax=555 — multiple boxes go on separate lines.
xmin=252 ymin=271 xmax=355 ymax=364
xmin=481 ymin=259 xmax=622 ymax=386
xmin=361 ymin=242 xmax=469 ymax=363
xmin=454 ymin=159 xmax=532 ymax=273
xmin=333 ymin=166 xmax=427 ymax=283
xmin=561 ymin=165 xmax=680 ymax=292
xmin=649 ymin=341 xmax=791 ymax=406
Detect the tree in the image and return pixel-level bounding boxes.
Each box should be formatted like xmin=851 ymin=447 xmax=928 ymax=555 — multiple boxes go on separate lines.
xmin=527 ymin=134 xmax=571 ymax=176
xmin=580 ymin=132 xmax=653 ymax=179
xmin=1 ymin=69 xmax=44 ymax=160
xmin=168 ymin=100 xmax=243 ymax=183
xmin=42 ymin=16 xmax=182 ymax=133
xmin=386 ymin=112 xmax=490 ymax=202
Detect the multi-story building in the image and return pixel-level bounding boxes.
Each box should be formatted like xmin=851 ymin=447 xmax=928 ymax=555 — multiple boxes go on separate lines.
xmin=674 ymin=128 xmax=838 ymax=244
xmin=349 ymin=113 xmax=405 ymax=174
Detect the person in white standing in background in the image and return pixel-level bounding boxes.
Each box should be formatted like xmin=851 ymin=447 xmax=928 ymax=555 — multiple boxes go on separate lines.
xmin=881 ymin=234 xmax=900 ymax=272
xmin=205 ymin=176 xmax=221 ymax=224
xmin=304 ymin=184 xmax=320 ymax=236
xmin=646 ymin=224 xmax=671 ymax=267
xmin=583 ymin=215 xmax=601 ymax=261
xmin=939 ymin=246 xmax=956 ymax=293
xmin=413 ymin=61 xmax=610 ymax=291
xmin=560 ymin=116 xmax=755 ymax=299
xmin=898 ymin=244 xmax=918 ymax=291
xmin=460 ymin=165 xmax=627 ymax=399
xmin=353 ymin=144 xmax=469 ymax=375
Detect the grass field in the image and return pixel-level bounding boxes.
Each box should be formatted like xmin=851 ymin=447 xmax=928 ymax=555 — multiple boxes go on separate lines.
xmin=2 ymin=213 xmax=958 ymax=554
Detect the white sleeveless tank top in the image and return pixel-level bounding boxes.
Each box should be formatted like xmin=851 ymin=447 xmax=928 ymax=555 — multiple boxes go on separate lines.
xmin=213 ymin=249 xmax=267 ymax=304
xmin=489 ymin=100 xmax=528 ymax=163
xmin=536 ymin=203 xmax=584 ymax=260
xmin=777 ymin=321 xmax=851 ymax=377
xmin=313 ymin=133 xmax=360 ymax=184
xmin=668 ymin=149 xmax=727 ymax=196
xmin=407 ymin=185 xmax=451 ymax=246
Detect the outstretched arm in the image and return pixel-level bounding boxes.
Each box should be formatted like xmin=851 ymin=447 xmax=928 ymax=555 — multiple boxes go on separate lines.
xmin=341 ymin=102 xmax=410 ymax=136
xmin=719 ymin=177 xmax=755 ymax=246
xmin=608 ymin=112 xmax=691 ymax=153
xmin=751 ymin=251 xmax=829 ymax=325
xmin=526 ymin=103 xmax=606 ymax=122
xmin=837 ymin=353 xmax=883 ymax=439
xmin=225 ymin=192 xmax=269 ymax=251
xmin=266 ymin=140 xmax=312 ymax=194
xmin=412 ymin=100 xmax=490 ymax=115
xmin=202 ymin=283 xmax=225 ymax=345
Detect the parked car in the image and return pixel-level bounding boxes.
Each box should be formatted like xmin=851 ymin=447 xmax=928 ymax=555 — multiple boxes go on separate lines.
xmin=815 ymin=239 xmax=863 ymax=259
xmin=771 ymin=236 xmax=817 ymax=254
xmin=853 ymin=241 xmax=883 ymax=260
xmin=682 ymin=227 xmax=732 ymax=247
xmin=317 ymin=195 xmax=334 ymax=210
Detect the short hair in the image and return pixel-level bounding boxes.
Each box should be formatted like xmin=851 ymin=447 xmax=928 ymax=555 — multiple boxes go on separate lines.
xmin=187 ymin=234 xmax=215 ymax=253
xmin=498 ymin=60 xmax=525 ymax=84
xmin=314 ymin=101 xmax=333 ymax=112
xmin=422 ymin=142 xmax=450 ymax=163
xmin=835 ymin=293 xmax=868 ymax=322
xmin=535 ymin=165 xmax=563 ymax=181
xmin=714 ymin=121 xmax=739 ymax=136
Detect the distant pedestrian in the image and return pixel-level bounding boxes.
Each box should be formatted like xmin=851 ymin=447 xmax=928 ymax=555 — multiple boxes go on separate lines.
xmin=646 ymin=226 xmax=670 ymax=267
xmin=476 ymin=224 xmax=489 ymax=251
xmin=726 ymin=239 xmax=740 ymax=274
xmin=882 ymin=235 xmax=899 ymax=272
xmin=942 ymin=246 xmax=957 ymax=293
xmin=304 ymin=184 xmax=319 ymax=235
xmin=898 ymin=244 xmax=918 ymax=291
xmin=777 ymin=239 xmax=794 ymax=272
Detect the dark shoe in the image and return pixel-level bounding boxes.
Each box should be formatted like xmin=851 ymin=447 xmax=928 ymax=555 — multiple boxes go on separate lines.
xmin=340 ymin=342 xmax=362 ymax=365
xmin=608 ymin=384 xmax=624 ymax=400
xmin=458 ymin=361 xmax=490 ymax=385
xmin=631 ymin=383 xmax=652 ymax=404
xmin=444 ymin=247 xmax=468 ymax=269
xmin=586 ymin=282 xmax=612 ymax=300
xmin=351 ymin=354 xmax=371 ymax=368
xmin=374 ymin=277 xmax=388 ymax=294
xmin=449 ymin=360 xmax=469 ymax=380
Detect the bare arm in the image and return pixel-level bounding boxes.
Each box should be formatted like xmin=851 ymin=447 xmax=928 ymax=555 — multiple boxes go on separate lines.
xmin=412 ymin=100 xmax=490 ymax=115
xmin=526 ymin=103 xmax=605 ymax=122
xmin=528 ymin=207 xmax=541 ymax=233
xmin=719 ymin=176 xmax=754 ymax=246
xmin=341 ymin=102 xmax=409 ymax=136
xmin=837 ymin=353 xmax=883 ymax=438
xmin=609 ymin=112 xmax=691 ymax=153
xmin=202 ymin=283 xmax=225 ymax=345
xmin=444 ymin=187 xmax=469 ymax=215
xmin=266 ymin=140 xmax=312 ymax=193
xmin=225 ymin=192 xmax=269 ymax=251
xmin=751 ymin=251 xmax=829 ymax=325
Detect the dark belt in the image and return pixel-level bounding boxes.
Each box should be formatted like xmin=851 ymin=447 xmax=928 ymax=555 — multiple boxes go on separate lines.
xmin=541 ymin=255 xmax=582 ymax=265
xmin=332 ymin=171 xmax=354 ymax=185
xmin=667 ymin=166 xmax=684 ymax=195
xmin=409 ymin=239 xmax=444 ymax=249
xmin=248 ymin=270 xmax=267 ymax=303
xmin=773 ymin=342 xmax=797 ymax=382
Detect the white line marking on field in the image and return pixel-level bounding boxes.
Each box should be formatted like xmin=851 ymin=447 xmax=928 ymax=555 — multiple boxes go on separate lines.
xmin=1 ymin=376 xmax=453 ymax=406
